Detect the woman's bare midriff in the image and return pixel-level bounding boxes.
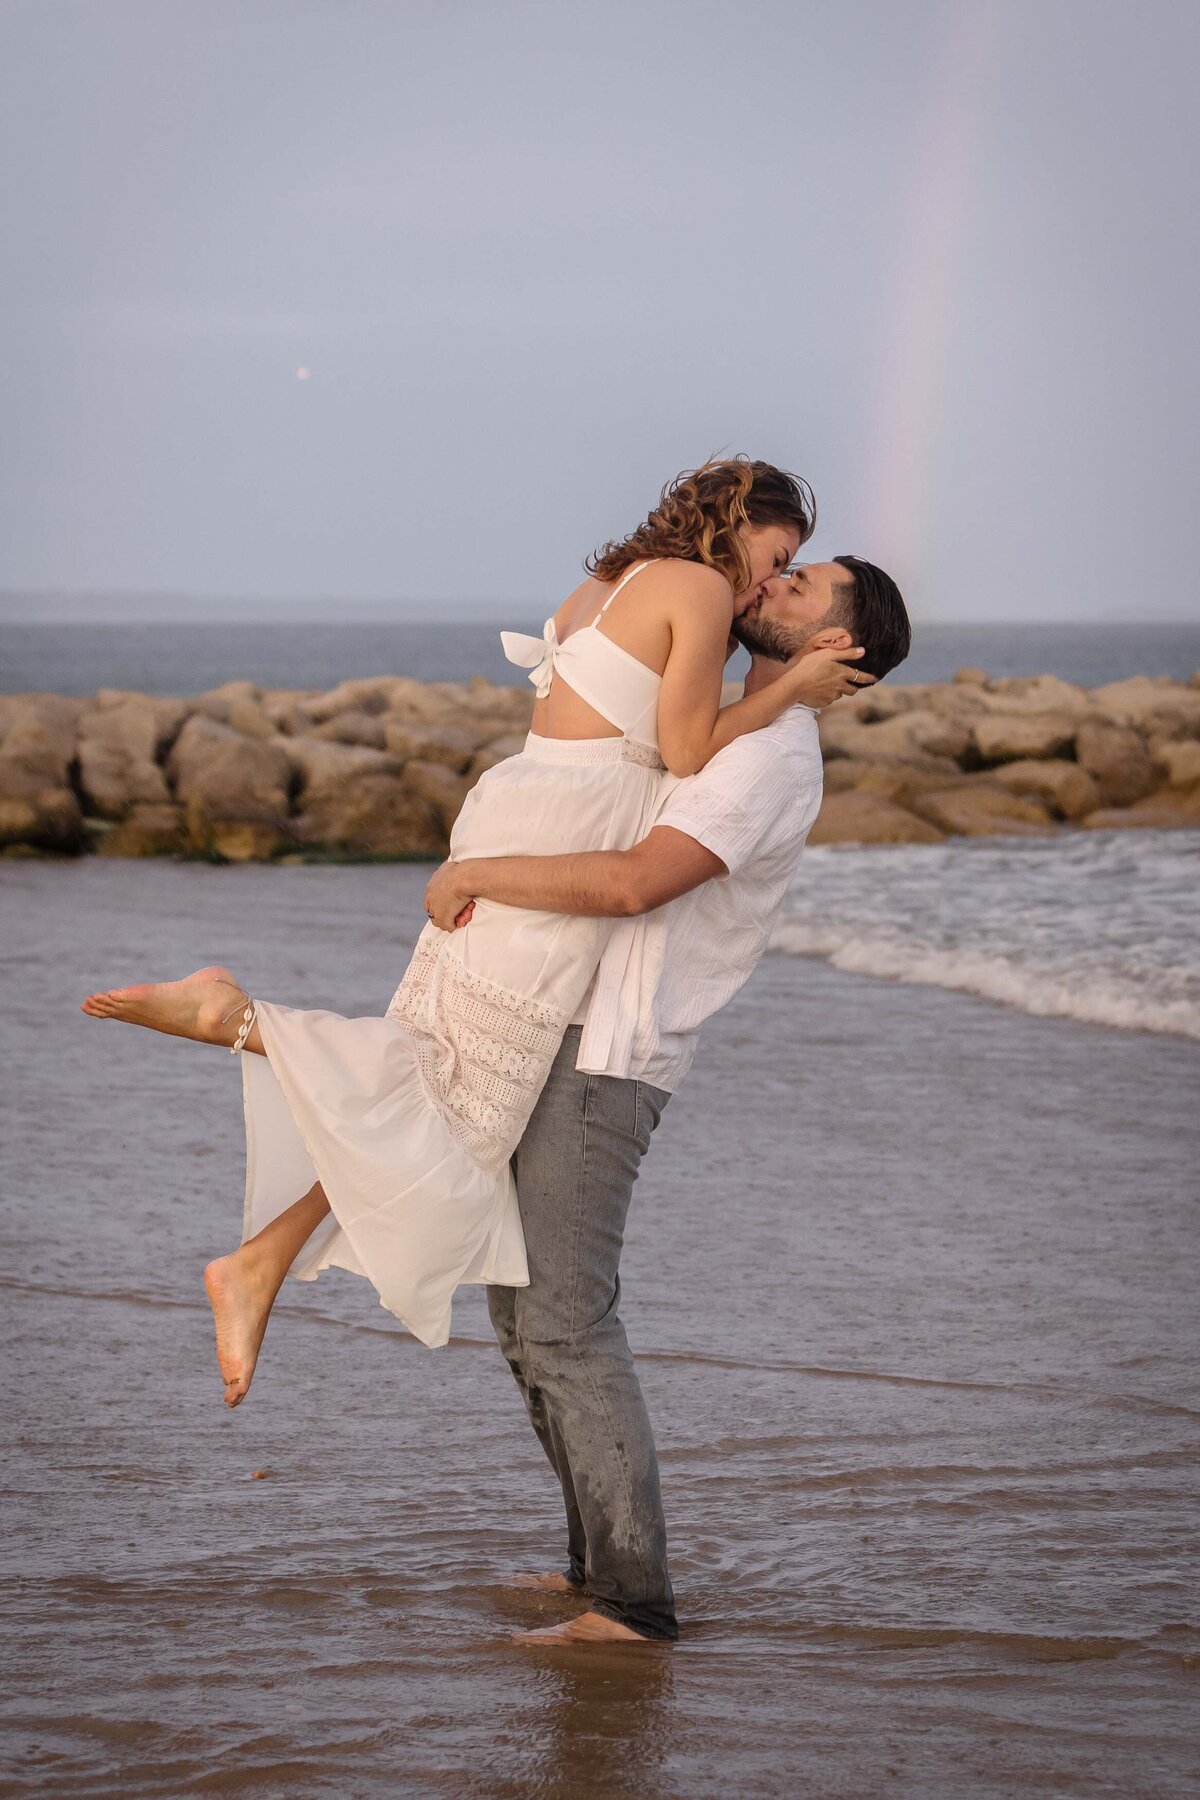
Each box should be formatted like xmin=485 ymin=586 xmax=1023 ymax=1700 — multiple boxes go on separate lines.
xmin=529 ymin=677 xmax=625 ymax=742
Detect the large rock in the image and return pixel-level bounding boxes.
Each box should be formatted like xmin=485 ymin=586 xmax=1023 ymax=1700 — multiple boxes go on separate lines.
xmin=381 ymin=719 xmax=480 ymax=772
xmin=310 ymin=710 xmax=388 ymax=750
xmin=1090 ymin=677 xmax=1200 ymax=737
xmin=910 ymin=786 xmax=1055 ymax=837
xmin=1082 ymin=794 xmax=1200 ymax=832
xmin=0 ymin=777 xmax=83 ymax=852
xmin=290 ymin=738 xmax=446 ymax=858
xmin=863 ymin=708 xmax=974 ymax=762
xmin=259 ymin=688 xmax=321 ymax=731
xmin=991 ymin=758 xmax=1100 ymax=821
xmin=0 ymin=693 xmax=82 ymax=783
xmin=76 ymin=691 xmax=185 ymax=818
xmin=807 ymin=791 xmax=944 ymax=846
xmin=978 ymin=674 xmax=1091 ymax=715
xmin=1154 ymin=740 xmax=1200 ymax=789
xmin=0 ymin=695 xmax=85 ymax=851
xmin=96 ymin=802 xmax=186 ymax=858
xmin=298 ymin=676 xmax=430 ymax=726
xmin=288 ymin=735 xmax=402 ymax=795
xmin=971 ymin=712 xmax=1079 ymax=764
xmin=168 ymin=715 xmax=292 ymax=859
xmin=191 ymin=680 xmax=278 ymax=740
xmin=821 ymin=756 xmax=969 ymax=808
xmin=919 ymin=683 xmax=993 ymax=719
xmin=819 ymin=709 xmax=897 ymax=762
xmin=841 ymin=685 xmax=918 ymax=722
xmin=1074 ymin=720 xmax=1158 ymax=808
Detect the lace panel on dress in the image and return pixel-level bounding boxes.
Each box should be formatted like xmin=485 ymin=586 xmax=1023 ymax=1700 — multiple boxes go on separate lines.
xmin=387 ymin=944 xmax=568 ymax=1171
xmin=619 ymin=740 xmax=664 ymax=770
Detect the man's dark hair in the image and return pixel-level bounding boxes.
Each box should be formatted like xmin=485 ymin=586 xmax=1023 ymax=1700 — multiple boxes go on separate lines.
xmin=829 ymin=555 xmax=911 ymax=678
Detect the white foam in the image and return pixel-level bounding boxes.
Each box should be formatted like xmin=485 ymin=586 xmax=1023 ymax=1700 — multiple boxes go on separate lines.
xmin=771 ymin=832 xmax=1200 ymax=1040
xmin=769 ymin=918 xmax=1200 ymax=1038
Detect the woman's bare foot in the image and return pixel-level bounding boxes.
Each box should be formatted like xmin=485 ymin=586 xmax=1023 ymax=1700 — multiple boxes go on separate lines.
xmin=511 ymin=1573 xmax=584 ymax=1594
xmin=204 ymin=1247 xmax=279 ymax=1407
xmin=511 ymin=1611 xmax=654 ymax=1645
xmin=81 ymin=966 xmax=251 ymax=1047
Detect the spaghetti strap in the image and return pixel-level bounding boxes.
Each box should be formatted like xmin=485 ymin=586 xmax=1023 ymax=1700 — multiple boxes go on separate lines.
xmin=595 ymin=560 xmax=652 ymax=620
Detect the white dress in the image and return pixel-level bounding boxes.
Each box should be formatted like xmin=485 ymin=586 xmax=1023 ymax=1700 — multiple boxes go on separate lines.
xmin=240 ymin=563 xmax=665 ymax=1347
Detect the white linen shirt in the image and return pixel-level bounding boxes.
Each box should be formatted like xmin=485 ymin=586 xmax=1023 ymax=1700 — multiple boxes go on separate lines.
xmin=574 ymin=702 xmax=824 ymax=1091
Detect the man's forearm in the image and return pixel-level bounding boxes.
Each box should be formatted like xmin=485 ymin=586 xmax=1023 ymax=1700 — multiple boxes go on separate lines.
xmin=431 ymin=828 xmax=726 ymax=927
xmin=454 ymin=850 xmax=643 ymax=918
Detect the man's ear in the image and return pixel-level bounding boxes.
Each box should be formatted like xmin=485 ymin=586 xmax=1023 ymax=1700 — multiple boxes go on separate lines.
xmin=803 ymin=626 xmax=854 ymax=653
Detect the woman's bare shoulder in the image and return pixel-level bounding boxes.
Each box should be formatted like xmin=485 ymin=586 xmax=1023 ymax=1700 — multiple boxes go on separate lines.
xmin=556 ymin=559 xmax=729 ymax=628
xmin=639 ymin=558 xmax=731 ymax=595
xmin=620 ymin=560 xmax=733 ymax=623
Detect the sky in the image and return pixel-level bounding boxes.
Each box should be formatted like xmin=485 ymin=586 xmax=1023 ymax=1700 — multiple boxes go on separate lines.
xmin=1 ymin=0 xmax=1197 ymax=621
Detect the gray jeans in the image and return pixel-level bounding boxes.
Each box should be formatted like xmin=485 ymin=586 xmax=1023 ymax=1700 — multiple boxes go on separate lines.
xmin=487 ymin=1026 xmax=676 ymax=1640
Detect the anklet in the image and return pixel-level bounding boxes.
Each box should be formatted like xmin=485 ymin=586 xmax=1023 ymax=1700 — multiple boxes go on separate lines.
xmin=223 ymin=998 xmax=257 ymax=1055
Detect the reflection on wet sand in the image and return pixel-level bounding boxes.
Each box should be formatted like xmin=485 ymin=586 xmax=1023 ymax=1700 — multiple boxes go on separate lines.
xmin=506 ymin=1647 xmax=676 ymax=1797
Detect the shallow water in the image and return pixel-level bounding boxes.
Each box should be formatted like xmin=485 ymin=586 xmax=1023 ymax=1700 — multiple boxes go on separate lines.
xmin=2 ymin=862 xmax=1198 ymax=1797
xmin=776 ymin=829 xmax=1200 ymax=1039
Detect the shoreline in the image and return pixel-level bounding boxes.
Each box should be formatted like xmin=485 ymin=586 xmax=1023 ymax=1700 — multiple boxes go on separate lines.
xmin=1 ymin=667 xmax=1198 ymax=862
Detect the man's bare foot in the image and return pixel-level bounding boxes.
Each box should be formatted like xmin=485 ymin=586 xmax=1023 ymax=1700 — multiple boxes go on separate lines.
xmin=511 ymin=1572 xmax=584 ymax=1595
xmin=203 ymin=1247 xmax=278 ymax=1407
xmin=511 ymin=1610 xmax=654 ymax=1645
xmin=81 ymin=966 xmax=249 ymax=1046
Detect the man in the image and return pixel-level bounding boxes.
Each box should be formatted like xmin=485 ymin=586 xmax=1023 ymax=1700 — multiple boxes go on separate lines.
xmin=425 ymin=557 xmax=911 ymax=1644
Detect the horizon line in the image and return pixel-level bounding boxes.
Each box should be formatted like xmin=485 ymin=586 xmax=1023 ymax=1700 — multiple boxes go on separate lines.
xmin=3 ymin=588 xmax=1199 ymax=630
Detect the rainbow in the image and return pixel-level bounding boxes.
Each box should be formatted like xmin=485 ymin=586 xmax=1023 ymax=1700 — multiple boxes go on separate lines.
xmin=860 ymin=0 xmax=1007 ymax=590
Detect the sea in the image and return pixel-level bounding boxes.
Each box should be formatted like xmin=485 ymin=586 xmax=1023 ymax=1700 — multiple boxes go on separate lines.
xmin=2 ymin=860 xmax=1197 ymax=1796
xmin=2 ymin=616 xmax=1200 ymax=698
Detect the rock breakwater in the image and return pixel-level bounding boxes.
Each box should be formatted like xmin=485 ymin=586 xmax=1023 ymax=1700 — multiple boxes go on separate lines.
xmin=810 ymin=670 xmax=1200 ymax=845
xmin=1 ymin=669 xmax=1197 ymax=859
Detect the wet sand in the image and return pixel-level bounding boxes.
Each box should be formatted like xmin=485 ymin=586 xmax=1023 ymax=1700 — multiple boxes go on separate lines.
xmin=2 ymin=860 xmax=1198 ymax=1798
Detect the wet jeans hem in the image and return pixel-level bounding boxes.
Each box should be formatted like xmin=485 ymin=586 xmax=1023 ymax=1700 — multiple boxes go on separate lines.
xmin=588 ymin=1598 xmax=679 ymax=1642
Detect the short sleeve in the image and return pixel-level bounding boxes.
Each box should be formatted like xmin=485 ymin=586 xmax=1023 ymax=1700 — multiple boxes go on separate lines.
xmin=655 ymin=730 xmax=822 ymax=877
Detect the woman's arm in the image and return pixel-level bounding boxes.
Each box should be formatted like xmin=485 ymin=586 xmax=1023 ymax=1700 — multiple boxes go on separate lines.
xmin=655 ymin=573 xmax=871 ymax=775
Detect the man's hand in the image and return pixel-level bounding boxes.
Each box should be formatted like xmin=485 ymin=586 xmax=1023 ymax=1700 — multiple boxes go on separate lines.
xmin=425 ymin=860 xmax=476 ymax=930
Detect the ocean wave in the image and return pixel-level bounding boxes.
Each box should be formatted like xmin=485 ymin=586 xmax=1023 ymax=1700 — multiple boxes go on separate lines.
xmin=772 ymin=833 xmax=1200 ymax=1039
xmin=769 ymin=918 xmax=1200 ymax=1037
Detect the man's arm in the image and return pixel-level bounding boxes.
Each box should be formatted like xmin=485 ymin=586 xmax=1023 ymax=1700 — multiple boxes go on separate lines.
xmin=424 ymin=827 xmax=725 ymax=929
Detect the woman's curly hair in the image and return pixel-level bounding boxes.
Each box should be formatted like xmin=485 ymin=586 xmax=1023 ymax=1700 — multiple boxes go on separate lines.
xmin=588 ymin=456 xmax=816 ymax=595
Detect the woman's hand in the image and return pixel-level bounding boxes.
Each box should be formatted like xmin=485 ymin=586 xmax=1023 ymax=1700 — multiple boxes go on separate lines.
xmin=424 ymin=861 xmax=476 ymax=931
xmin=782 ymin=644 xmax=876 ymax=710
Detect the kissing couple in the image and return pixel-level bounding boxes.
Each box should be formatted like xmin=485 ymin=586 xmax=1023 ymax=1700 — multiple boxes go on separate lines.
xmin=82 ymin=455 xmax=911 ymax=1645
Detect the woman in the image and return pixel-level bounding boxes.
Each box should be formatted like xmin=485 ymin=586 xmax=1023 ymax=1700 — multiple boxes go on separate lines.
xmin=81 ymin=458 xmax=867 ymax=1402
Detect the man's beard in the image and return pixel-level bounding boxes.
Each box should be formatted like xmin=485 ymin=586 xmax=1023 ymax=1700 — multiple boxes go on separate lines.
xmin=732 ymin=607 xmax=811 ymax=664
